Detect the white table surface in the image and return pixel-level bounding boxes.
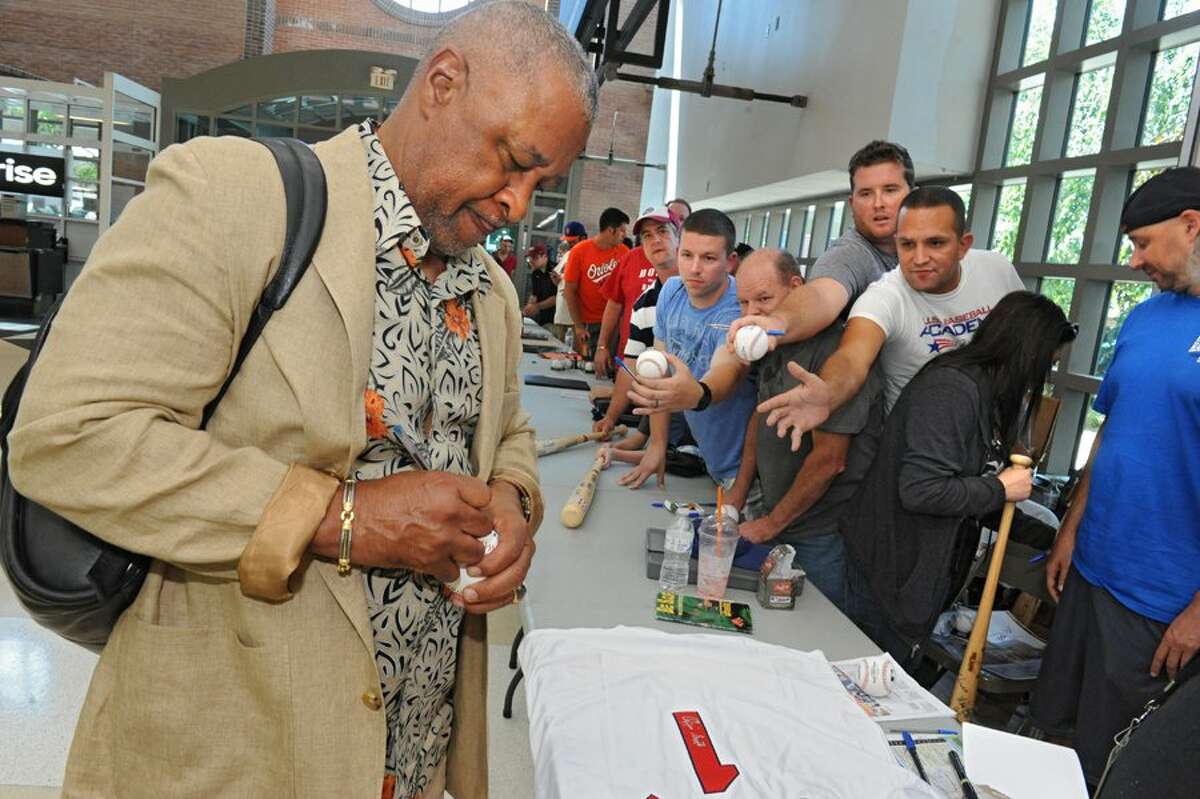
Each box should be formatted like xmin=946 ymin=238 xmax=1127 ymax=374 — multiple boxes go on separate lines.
xmin=516 ymin=346 xmax=881 ymax=661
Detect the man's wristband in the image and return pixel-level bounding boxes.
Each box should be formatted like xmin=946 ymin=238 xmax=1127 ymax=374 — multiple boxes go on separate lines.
xmin=693 ymin=380 xmax=713 ymax=411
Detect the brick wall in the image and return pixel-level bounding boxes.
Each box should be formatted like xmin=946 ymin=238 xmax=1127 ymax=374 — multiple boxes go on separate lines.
xmin=0 ymin=0 xmax=653 ymax=228
xmin=575 ymin=3 xmax=658 ymax=232
xmin=0 ymin=0 xmax=247 ymax=91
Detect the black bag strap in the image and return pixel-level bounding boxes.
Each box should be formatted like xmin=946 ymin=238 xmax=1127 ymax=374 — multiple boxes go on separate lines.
xmin=200 ymin=138 xmax=327 ymax=428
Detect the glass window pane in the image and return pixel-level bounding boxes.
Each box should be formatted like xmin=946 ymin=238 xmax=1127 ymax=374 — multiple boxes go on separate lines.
xmin=112 ymin=141 xmax=153 ymax=182
xmin=28 ymin=101 xmax=66 ymax=136
xmin=26 ymin=194 xmax=62 ymax=218
xmin=1085 ymin=0 xmax=1125 ymax=46
xmin=110 ymin=182 xmax=143 ymax=224
xmin=990 ymin=181 xmax=1027 ymax=260
xmin=176 ymin=112 xmax=209 ymax=142
xmin=1117 ymin=167 xmax=1165 ymax=262
xmin=222 ymin=103 xmax=253 ymax=117
xmin=299 ymin=95 xmax=338 ymax=128
xmin=1024 ymin=0 xmax=1057 ymax=66
xmin=67 ymin=182 xmax=99 ymax=220
xmin=69 ymin=146 xmax=100 ymax=182
xmin=216 ymin=117 xmax=253 ymax=137
xmin=257 ymin=96 xmax=297 ymax=124
xmin=1076 ymin=396 xmax=1105 ymax=469
xmin=1140 ymin=42 xmax=1200 ymax=146
xmin=68 ymin=106 xmax=102 ymax=141
xmin=801 ymin=205 xmax=816 ymax=257
xmin=1040 ymin=276 xmax=1075 ymax=317
xmin=1046 ymin=172 xmax=1096 ymax=263
xmin=949 ymin=184 xmax=973 ymax=217
xmin=1163 ymin=0 xmax=1200 ymax=20
xmin=114 ymin=92 xmax=154 ymax=140
xmin=1 ymin=98 xmax=24 ymax=133
xmin=341 ymin=95 xmax=384 ymax=127
xmin=1094 ymin=280 xmax=1153 ymax=375
xmin=255 ymin=122 xmax=294 ymax=138
xmin=1066 ymin=67 xmax=1114 ymax=157
xmin=1006 ymin=85 xmax=1042 ymax=166
xmin=780 ymin=208 xmax=792 ymax=249
xmin=829 ymin=201 xmax=845 ymax=243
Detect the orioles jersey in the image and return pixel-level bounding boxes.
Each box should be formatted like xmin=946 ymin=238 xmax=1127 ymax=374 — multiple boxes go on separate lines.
xmin=519 ymin=626 xmax=940 ymax=799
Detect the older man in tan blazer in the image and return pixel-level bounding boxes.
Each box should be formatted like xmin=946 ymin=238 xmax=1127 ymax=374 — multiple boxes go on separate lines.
xmin=7 ymin=4 xmax=596 ymax=798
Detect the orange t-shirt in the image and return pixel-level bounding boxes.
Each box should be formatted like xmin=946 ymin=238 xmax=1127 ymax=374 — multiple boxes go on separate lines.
xmin=563 ymin=239 xmax=629 ymax=324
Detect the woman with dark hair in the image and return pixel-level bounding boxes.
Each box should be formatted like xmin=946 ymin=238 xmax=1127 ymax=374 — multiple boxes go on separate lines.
xmin=840 ymin=291 xmax=1077 ymax=667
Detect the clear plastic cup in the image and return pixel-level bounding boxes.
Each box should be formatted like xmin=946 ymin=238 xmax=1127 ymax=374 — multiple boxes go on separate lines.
xmin=696 ymin=514 xmax=738 ymax=600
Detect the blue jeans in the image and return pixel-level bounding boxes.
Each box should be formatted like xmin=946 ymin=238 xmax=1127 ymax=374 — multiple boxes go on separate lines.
xmin=843 ymin=557 xmax=922 ymax=671
xmin=788 ymin=531 xmax=847 ymax=614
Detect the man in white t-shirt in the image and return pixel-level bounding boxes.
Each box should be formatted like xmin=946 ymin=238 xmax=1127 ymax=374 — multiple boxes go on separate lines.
xmin=759 ymin=186 xmax=1025 ymax=445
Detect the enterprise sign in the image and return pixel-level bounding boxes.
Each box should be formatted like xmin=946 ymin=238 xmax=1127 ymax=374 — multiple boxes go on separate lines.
xmin=0 ymin=152 xmax=65 ymax=198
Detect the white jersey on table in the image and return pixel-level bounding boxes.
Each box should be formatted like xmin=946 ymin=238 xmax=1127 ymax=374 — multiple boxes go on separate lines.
xmin=848 ymin=248 xmax=1025 ymax=411
xmin=519 ymin=626 xmax=939 ymax=799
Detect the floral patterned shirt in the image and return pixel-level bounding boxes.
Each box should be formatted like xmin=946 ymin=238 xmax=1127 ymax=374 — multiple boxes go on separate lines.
xmin=354 ymin=120 xmax=492 ymax=799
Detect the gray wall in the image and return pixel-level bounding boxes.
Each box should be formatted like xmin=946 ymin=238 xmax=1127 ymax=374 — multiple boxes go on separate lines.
xmin=642 ymin=0 xmax=1000 ymax=212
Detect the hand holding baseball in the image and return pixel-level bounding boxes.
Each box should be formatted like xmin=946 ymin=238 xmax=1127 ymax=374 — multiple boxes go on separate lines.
xmin=727 ymin=314 xmax=785 ymax=355
xmin=628 ymin=353 xmax=701 ymax=414
xmin=734 ymin=325 xmax=770 ymax=363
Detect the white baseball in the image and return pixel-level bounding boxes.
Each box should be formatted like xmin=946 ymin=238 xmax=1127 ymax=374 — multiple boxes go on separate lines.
xmin=735 ymin=325 xmax=770 ymax=362
xmin=636 ymin=349 xmax=672 ymax=379
xmin=448 ymin=530 xmax=499 ymax=594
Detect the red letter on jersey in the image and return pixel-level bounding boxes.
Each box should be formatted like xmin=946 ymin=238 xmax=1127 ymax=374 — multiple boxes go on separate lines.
xmin=671 ymin=711 xmax=739 ymax=794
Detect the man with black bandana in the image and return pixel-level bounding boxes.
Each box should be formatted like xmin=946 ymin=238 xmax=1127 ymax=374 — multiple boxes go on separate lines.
xmin=1032 ymin=167 xmax=1200 ymax=788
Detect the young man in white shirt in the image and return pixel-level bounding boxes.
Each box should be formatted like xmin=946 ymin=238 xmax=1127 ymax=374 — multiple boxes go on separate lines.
xmin=759 ymin=186 xmax=1025 ymax=446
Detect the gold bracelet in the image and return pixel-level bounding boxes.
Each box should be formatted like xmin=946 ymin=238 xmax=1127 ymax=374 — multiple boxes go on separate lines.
xmin=337 ymin=477 xmax=356 ymax=575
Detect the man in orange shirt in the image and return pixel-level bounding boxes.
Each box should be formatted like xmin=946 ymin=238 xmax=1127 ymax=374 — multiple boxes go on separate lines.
xmin=564 ymin=207 xmax=629 ymax=358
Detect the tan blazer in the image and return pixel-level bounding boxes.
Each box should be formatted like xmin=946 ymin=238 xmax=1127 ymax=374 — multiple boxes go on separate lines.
xmin=8 ymin=127 xmax=542 ymax=798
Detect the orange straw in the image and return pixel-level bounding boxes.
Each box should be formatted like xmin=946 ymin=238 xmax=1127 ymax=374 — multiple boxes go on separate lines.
xmin=716 ymin=485 xmax=724 ymax=557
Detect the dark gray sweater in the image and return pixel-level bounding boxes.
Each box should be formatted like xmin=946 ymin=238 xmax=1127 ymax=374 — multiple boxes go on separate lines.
xmin=840 ymin=364 xmax=1007 ymax=645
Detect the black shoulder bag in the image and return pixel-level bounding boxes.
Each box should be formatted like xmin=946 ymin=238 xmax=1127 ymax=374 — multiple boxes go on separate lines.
xmin=0 ymin=138 xmax=327 ymax=652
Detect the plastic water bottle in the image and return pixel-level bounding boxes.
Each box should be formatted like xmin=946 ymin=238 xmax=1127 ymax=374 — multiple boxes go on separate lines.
xmin=659 ymin=511 xmax=698 ymax=593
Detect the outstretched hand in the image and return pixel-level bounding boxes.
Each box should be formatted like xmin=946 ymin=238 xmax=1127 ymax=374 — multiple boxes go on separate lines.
xmin=756 ymin=362 xmax=833 ymax=451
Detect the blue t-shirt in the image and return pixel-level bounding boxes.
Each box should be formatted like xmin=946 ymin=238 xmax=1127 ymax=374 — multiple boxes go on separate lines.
xmin=1074 ymin=292 xmax=1200 ymax=624
xmin=653 ymin=276 xmax=757 ymax=480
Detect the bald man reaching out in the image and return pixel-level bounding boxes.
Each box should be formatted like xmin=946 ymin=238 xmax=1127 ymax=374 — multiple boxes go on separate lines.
xmin=7 ymin=4 xmax=595 ymax=798
xmin=725 ymin=250 xmax=883 ymax=611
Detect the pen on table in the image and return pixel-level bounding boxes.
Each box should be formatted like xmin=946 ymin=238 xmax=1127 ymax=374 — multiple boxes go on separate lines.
xmin=948 ymin=748 xmax=979 ymax=799
xmin=901 ymin=731 xmax=930 ymax=783
xmin=706 ymin=323 xmax=786 ymax=335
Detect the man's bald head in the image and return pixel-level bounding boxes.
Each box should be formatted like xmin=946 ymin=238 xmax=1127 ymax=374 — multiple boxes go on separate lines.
xmin=736 ymin=248 xmax=803 ymax=317
xmin=420 ymin=1 xmax=598 ymax=123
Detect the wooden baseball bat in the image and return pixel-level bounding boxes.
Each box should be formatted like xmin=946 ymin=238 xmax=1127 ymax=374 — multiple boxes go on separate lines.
xmin=950 ymin=453 xmax=1034 ymax=722
xmin=560 ymin=453 xmax=608 ymax=528
xmin=536 ymin=426 xmax=627 ymax=457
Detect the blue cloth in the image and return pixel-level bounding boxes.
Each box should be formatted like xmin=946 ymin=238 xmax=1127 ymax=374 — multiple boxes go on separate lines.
xmin=1074 ymin=292 xmax=1200 ymax=624
xmin=791 ymin=531 xmax=847 ymax=614
xmin=652 ymin=276 xmax=758 ymax=479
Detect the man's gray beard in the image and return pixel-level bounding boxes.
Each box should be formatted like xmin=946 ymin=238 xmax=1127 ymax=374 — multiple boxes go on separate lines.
xmin=423 ymin=216 xmax=474 ymax=258
xmin=1185 ymin=242 xmax=1200 ymax=294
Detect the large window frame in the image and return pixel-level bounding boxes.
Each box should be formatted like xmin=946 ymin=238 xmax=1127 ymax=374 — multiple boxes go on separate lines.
xmin=969 ymin=0 xmax=1200 ymax=473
